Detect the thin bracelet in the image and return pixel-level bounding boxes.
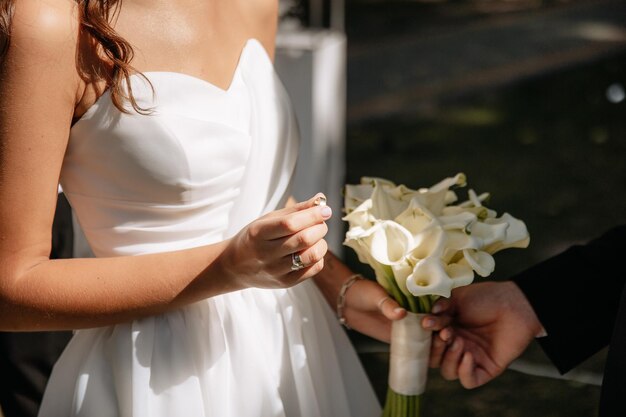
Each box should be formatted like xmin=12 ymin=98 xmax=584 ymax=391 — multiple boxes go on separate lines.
xmin=337 ymin=274 xmax=364 ymax=329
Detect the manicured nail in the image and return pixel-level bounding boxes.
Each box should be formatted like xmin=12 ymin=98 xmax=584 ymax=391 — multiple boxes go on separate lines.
xmin=432 ymin=304 xmax=443 ymax=314
xmin=320 ymin=206 xmax=332 ymax=219
xmin=423 ymin=318 xmax=434 ymax=329
xmin=393 ymin=307 xmax=405 ymax=314
xmin=314 ymin=196 xmax=327 ymax=207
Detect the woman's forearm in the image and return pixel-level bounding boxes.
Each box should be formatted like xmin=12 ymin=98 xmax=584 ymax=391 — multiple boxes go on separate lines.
xmin=313 ymin=251 xmax=354 ymax=310
xmin=0 ymin=196 xmax=331 ymax=332
xmin=0 ymin=240 xmax=238 ymax=331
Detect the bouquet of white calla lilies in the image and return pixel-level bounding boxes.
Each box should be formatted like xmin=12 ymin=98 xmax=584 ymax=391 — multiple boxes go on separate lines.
xmin=342 ymin=173 xmax=530 ymax=417
xmin=344 ymin=173 xmax=529 ymax=303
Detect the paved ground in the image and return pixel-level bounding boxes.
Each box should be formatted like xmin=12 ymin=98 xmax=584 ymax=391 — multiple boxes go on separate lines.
xmin=346 ymin=0 xmax=626 ymax=122
xmin=343 ymin=0 xmax=626 ymax=415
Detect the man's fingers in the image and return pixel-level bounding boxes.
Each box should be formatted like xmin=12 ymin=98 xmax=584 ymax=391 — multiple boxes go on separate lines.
xmin=429 ymin=334 xmax=449 ymax=368
xmin=458 ymin=352 xmax=478 ymax=388
xmin=422 ymin=314 xmax=452 ymax=332
xmin=440 ymin=336 xmax=464 ymax=381
xmin=439 ymin=327 xmax=454 ymax=342
xmin=431 ymin=298 xmax=451 ymax=314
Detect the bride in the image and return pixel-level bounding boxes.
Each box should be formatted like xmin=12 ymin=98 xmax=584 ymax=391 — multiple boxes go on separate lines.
xmin=0 ymin=0 xmax=407 ymax=416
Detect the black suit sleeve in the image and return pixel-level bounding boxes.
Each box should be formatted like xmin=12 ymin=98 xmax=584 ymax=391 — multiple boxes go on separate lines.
xmin=512 ymin=225 xmax=626 ymax=374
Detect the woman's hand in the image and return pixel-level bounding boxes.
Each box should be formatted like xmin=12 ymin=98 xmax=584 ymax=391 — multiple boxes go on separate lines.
xmin=218 ymin=194 xmax=333 ymax=290
xmin=341 ymin=278 xmax=407 ymax=343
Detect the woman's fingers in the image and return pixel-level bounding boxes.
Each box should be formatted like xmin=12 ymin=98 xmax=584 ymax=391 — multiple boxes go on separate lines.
xmin=259 ymin=203 xmax=332 ymax=240
xmin=265 ymin=193 xmax=328 ymax=218
xmin=292 ymin=193 xmax=328 ymax=211
xmin=274 ymin=256 xmax=326 ymax=287
xmin=281 ymin=239 xmax=328 ymax=273
xmin=345 ymin=279 xmax=406 ymax=319
xmin=275 ymin=222 xmax=329 ymax=256
xmin=377 ymin=295 xmax=406 ymax=321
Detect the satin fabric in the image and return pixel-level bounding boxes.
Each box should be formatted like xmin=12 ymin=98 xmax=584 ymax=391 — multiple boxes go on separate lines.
xmin=39 ymin=39 xmax=380 ymax=417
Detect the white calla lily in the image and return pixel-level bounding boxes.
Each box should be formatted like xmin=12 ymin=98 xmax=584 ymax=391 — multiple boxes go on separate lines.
xmin=443 ymin=230 xmax=479 ymax=250
xmin=371 ymin=183 xmax=410 ymax=221
xmin=342 ymin=199 xmax=375 ymax=230
xmin=410 ymin=226 xmax=446 ymax=261
xmin=446 ymin=260 xmax=475 ymax=289
xmin=413 ymin=173 xmax=467 ymax=215
xmin=468 ymin=221 xmax=508 ymax=247
xmin=462 ymin=249 xmax=495 ymax=277
xmin=391 ymin=262 xmax=414 ymax=296
xmin=344 ymin=183 xmax=374 ymax=213
xmin=429 ymin=173 xmax=467 ymax=193
xmin=343 ymin=236 xmax=392 ymax=292
xmin=365 ymin=221 xmax=414 ymax=265
xmin=361 ymin=176 xmax=396 ymax=188
xmin=394 ymin=201 xmax=434 ymax=236
xmin=406 ymin=258 xmax=452 ymax=297
xmin=438 ymin=212 xmax=477 ymax=231
xmin=482 ymin=213 xmax=530 ymax=253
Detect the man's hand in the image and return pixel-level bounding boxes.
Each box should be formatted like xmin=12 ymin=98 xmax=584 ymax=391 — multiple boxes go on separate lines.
xmin=422 ymin=281 xmax=544 ymax=388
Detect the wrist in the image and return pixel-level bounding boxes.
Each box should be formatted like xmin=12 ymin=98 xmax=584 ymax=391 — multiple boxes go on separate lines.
xmin=336 ymin=274 xmax=363 ymax=329
xmin=504 ymin=281 xmax=545 ymax=338
xmin=209 ymin=239 xmax=245 ymax=294
xmin=313 ymin=251 xmax=351 ymax=306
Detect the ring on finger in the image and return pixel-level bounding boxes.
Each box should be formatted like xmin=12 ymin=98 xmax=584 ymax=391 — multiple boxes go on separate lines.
xmin=377 ymin=296 xmax=391 ymax=310
xmin=291 ymin=252 xmax=306 ymax=271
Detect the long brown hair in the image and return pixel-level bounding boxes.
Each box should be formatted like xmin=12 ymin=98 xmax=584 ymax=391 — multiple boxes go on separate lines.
xmin=0 ymin=0 xmax=147 ymax=114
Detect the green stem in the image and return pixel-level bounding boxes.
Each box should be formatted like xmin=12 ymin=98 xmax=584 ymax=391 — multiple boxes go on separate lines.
xmin=406 ymin=294 xmax=419 ymax=313
xmin=382 ymin=388 xmax=421 ymax=417
xmin=382 ymin=266 xmax=409 ymax=309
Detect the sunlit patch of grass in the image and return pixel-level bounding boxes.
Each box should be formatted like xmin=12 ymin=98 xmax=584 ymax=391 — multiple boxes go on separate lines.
xmin=439 ymin=106 xmax=502 ymax=126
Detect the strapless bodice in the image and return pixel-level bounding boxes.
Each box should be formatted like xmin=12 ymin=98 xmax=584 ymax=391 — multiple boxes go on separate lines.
xmin=61 ymin=39 xmax=299 ymax=257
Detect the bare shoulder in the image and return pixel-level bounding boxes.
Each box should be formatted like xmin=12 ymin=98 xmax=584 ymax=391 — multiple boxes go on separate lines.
xmin=9 ymin=0 xmax=79 ymax=64
xmin=12 ymin=0 xmax=78 ymax=33
xmin=2 ymin=0 xmax=81 ymax=107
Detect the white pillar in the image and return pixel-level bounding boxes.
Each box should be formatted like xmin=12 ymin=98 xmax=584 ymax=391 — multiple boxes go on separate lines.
xmin=275 ymin=30 xmax=347 ymax=255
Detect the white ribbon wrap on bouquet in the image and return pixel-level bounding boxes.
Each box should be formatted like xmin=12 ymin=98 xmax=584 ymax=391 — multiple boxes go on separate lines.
xmin=388 ymin=312 xmax=432 ymax=396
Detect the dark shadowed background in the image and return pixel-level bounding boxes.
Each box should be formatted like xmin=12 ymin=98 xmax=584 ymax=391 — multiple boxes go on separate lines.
xmin=341 ymin=0 xmax=625 ymax=416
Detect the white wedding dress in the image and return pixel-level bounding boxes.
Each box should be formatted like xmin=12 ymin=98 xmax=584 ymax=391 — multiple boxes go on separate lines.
xmin=38 ymin=39 xmax=380 ymax=417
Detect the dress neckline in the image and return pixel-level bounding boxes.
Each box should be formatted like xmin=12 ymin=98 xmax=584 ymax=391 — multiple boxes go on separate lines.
xmin=138 ymin=38 xmax=265 ymax=94
xmin=71 ymin=38 xmax=269 ymax=128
